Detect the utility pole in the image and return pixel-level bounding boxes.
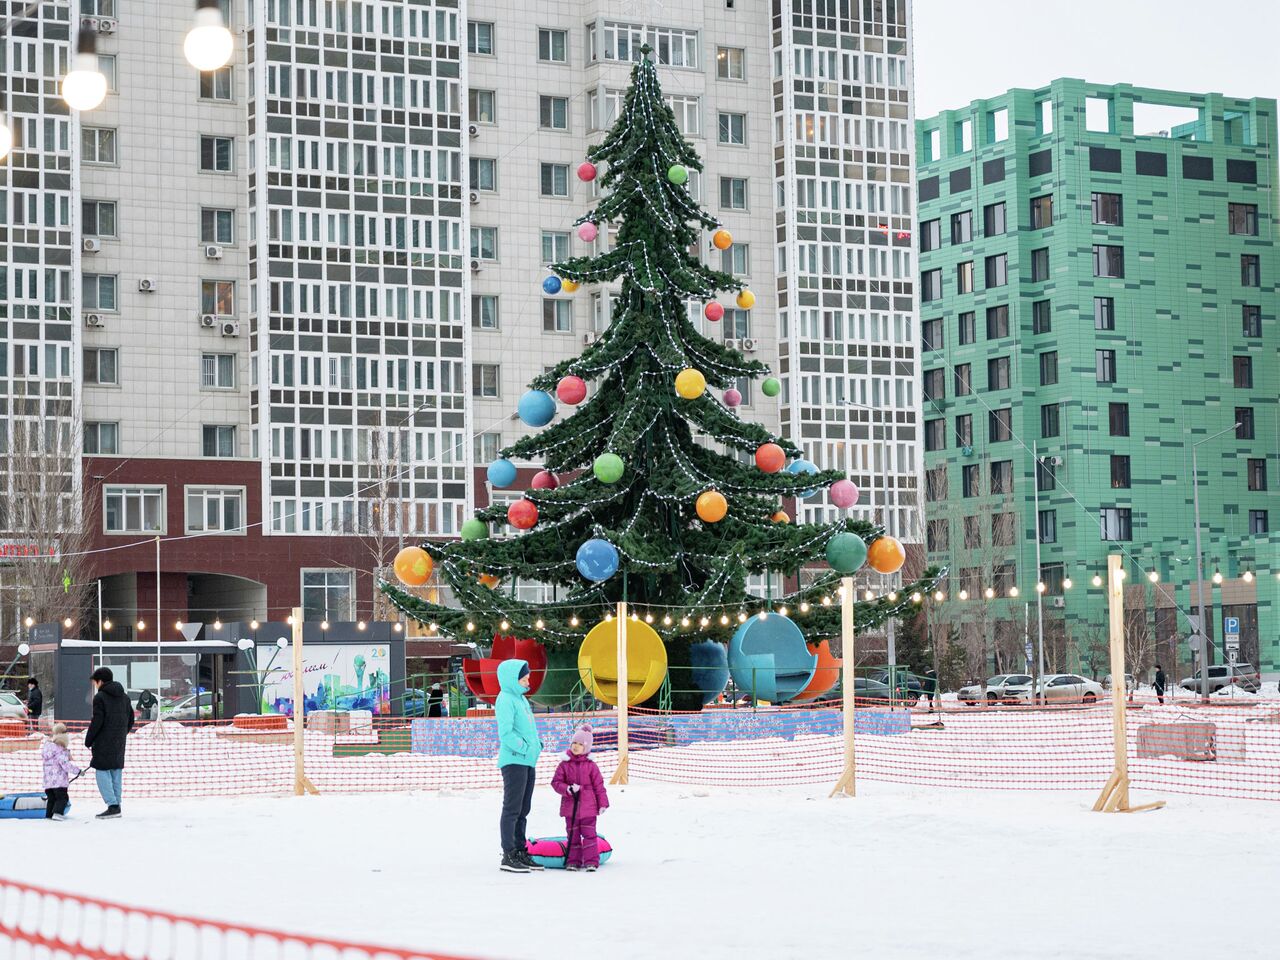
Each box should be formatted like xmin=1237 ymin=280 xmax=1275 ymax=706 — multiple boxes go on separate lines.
xmin=1031 ymin=445 xmax=1046 ymax=702
xmin=1191 ymin=424 xmax=1238 ymax=704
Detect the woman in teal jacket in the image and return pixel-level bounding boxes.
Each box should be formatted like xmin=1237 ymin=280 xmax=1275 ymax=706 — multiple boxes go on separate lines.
xmin=495 ymin=658 xmax=543 ymax=873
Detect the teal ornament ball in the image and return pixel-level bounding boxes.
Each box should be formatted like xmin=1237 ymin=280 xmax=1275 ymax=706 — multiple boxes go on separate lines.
xmin=826 ymin=533 xmax=868 ymax=574
xmin=593 ymin=452 xmax=625 ymax=484
xmin=666 ymin=164 xmax=688 ymax=185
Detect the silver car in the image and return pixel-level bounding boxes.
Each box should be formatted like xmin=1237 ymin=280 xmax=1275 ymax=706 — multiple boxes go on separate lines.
xmin=958 ymin=674 xmax=1033 ymax=705
xmin=0 ymin=691 xmax=28 ymax=720
xmin=1032 ymin=673 xmax=1104 ymax=704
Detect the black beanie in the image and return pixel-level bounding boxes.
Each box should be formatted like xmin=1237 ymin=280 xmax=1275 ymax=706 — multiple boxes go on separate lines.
xmin=517 ymin=663 xmax=530 ymax=680
xmin=91 ymin=667 xmax=113 ymax=683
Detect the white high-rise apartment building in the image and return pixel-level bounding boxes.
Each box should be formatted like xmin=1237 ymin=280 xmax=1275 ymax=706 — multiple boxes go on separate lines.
xmin=0 ymin=0 xmax=917 ymax=634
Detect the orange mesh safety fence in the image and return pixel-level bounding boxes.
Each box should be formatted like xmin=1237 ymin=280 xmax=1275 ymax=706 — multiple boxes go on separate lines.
xmin=0 ymin=875 xmax=480 ymax=960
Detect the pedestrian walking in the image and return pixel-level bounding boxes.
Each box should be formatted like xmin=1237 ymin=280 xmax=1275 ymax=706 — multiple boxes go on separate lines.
xmin=25 ymin=678 xmax=42 ymax=730
xmin=427 ymin=683 xmax=444 ymax=718
xmin=1153 ymin=664 xmax=1166 ymax=705
xmin=84 ymin=667 xmax=134 ymax=819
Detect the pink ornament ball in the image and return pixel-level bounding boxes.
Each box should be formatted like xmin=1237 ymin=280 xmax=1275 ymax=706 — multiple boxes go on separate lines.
xmin=723 ymin=388 xmax=742 ymax=408
xmin=577 ymin=221 xmax=598 ymax=243
xmin=531 ymin=470 xmax=559 ymax=490
xmin=830 ymin=479 xmax=859 ymax=509
xmin=577 ymin=161 xmax=597 ymax=182
xmin=704 ymin=302 xmax=724 ymax=322
xmin=556 ymin=375 xmax=587 ymax=405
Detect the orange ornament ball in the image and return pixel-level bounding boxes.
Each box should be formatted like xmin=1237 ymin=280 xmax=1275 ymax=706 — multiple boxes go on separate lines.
xmin=478 ymin=573 xmax=502 ymax=589
xmin=867 ymin=536 xmax=906 ymax=575
xmin=771 ymin=510 xmax=791 ymax=525
xmin=696 ymin=489 xmax=729 ymax=523
xmin=393 ymin=546 xmax=433 ymax=586
xmin=755 ymin=442 xmax=786 ymax=474
xmin=712 ymin=228 xmax=733 ymax=250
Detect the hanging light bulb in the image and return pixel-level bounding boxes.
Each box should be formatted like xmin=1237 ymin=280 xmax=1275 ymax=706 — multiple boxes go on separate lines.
xmin=680 ymin=616 xmax=690 ymax=627
xmin=630 ymin=611 xmax=639 ymax=621
xmin=175 ymin=620 xmax=184 ymax=631
xmin=719 ymin=614 xmax=730 ymax=626
xmin=1242 ymin=570 xmax=1254 ymax=583
xmin=23 ymin=616 xmax=34 ymax=628
xmin=103 ymin=618 xmax=113 ymax=631
xmin=0 ymin=119 xmax=12 ymax=162
xmin=756 ymin=610 xmax=768 ymax=621
xmin=958 ymin=590 xmax=969 ymax=601
xmin=250 ymin=619 xmax=260 ymax=630
xmin=286 ymin=615 xmax=295 ymax=625
xmin=644 ymin=612 xmax=654 ymax=623
xmin=662 ymin=614 xmax=672 ymax=626
xmin=185 ymin=0 xmax=235 ymax=71
xmin=1147 ymin=570 xmax=1159 ymax=583
xmin=1091 ymin=574 xmax=1103 ymax=587
xmin=570 ymin=615 xmax=580 ymax=627
xmin=1062 ymin=577 xmax=1073 ymax=591
xmin=136 ymin=619 xmax=146 ymax=631
xmin=778 ymin=606 xmax=788 ymax=617
xmin=500 ymin=619 xmax=510 ymax=631
xmin=1212 ymin=570 xmax=1223 ymax=585
xmin=62 ymin=29 xmax=108 ymax=112
xmin=700 ymin=616 xmax=710 ymax=628
xmin=799 ymin=601 xmax=810 ymax=613
xmin=887 ymin=591 xmax=897 ymax=602
xmin=428 ymin=622 xmax=438 ymax=633
xmin=535 ymin=619 xmax=544 ymax=630
xmin=213 ymin=617 xmax=222 ymax=630
xmin=737 ymin=611 xmax=748 ymax=623
xmin=1036 ymin=582 xmax=1047 ymax=594
xmin=393 ymin=622 xmax=404 ymax=633
xmin=910 ymin=592 xmax=922 ymax=604
xmin=63 ymin=617 xmax=74 ymax=629
xmin=320 ymin=619 xmax=329 ymax=630
xmin=821 ymin=596 xmax=831 ymax=607
xmin=933 ymin=590 xmax=945 ymax=602
xmin=357 ymin=620 xmax=367 ymax=631
xmin=605 ymin=612 xmax=613 ymax=622
xmin=465 ymin=621 xmax=475 ymax=632
xmin=1008 ymin=586 xmax=1019 ymax=597
xmin=984 ymin=587 xmax=995 ymax=600
xmin=864 ymin=589 xmax=875 ymax=601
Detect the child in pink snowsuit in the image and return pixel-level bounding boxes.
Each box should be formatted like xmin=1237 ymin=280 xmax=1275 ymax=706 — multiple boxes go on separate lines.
xmin=551 ymin=725 xmax=609 ymax=871
xmin=41 ymin=722 xmax=81 ymax=820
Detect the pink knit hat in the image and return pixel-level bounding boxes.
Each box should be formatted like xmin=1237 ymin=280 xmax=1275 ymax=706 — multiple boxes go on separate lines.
xmin=569 ymin=724 xmax=593 ymax=753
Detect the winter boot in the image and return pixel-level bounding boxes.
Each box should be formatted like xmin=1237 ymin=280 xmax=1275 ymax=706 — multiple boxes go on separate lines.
xmin=565 ymin=865 xmax=580 ymax=872
xmin=515 ymin=849 xmax=544 ymax=871
xmin=96 ymin=805 xmax=121 ymax=820
xmin=500 ymin=851 xmax=530 ymax=874
xmin=585 ymin=865 xmax=598 ymax=872
xmin=51 ymin=813 xmax=68 ymax=822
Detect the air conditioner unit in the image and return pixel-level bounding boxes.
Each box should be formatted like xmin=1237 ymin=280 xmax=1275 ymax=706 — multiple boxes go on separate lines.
xmin=82 ymin=238 xmax=101 ymax=253
xmin=220 ymin=320 xmax=241 ymax=337
xmin=84 ymin=313 xmax=104 ymax=327
xmin=741 ymin=337 xmax=759 ymax=352
xmin=724 ymin=337 xmax=741 ymax=350
xmin=470 ymin=259 xmax=481 ymax=272
xmin=80 ymin=16 xmax=98 ymax=31
xmin=468 ymin=123 xmax=479 ymax=138
xmin=468 ymin=191 xmax=479 ymax=205
xmin=1052 ymin=597 xmax=1066 ymax=608
xmin=1049 ymin=455 xmax=1064 ymax=467
xmin=138 ymin=277 xmax=156 ymax=292
xmin=96 ymin=17 xmax=117 ymax=33
xmin=961 ymin=445 xmax=974 ymax=457
xmin=204 ymin=245 xmax=224 ymax=260
xmin=200 ymin=314 xmax=217 ymax=328
xmin=582 ymin=331 xmax=599 ymax=345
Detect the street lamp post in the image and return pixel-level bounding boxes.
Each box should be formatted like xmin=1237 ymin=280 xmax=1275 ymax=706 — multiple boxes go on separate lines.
xmin=1191 ymin=424 xmax=1239 ymax=703
xmin=843 ymin=401 xmax=895 ymax=662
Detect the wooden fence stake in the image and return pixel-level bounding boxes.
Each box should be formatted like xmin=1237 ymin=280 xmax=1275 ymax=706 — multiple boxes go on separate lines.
xmin=610 ymin=601 xmax=629 ymax=785
xmin=830 ymin=577 xmax=856 ymax=798
xmin=292 ymin=607 xmax=318 ymax=796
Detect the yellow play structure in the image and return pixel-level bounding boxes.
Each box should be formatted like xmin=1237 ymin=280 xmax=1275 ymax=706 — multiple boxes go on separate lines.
xmin=578 ymin=617 xmax=668 ymax=706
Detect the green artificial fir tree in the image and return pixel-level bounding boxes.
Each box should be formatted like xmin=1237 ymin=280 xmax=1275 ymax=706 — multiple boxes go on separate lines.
xmin=383 ymin=48 xmax=938 ymax=707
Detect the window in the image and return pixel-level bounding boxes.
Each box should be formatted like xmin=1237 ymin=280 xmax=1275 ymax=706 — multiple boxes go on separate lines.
xmin=104 ymin=487 xmax=165 ymax=535
xmin=920 ymin=218 xmax=941 ymax=252
xmin=924 ymin=418 xmax=946 ymax=452
xmin=83 ymin=348 xmax=119 ymax=386
xmin=1030 ymin=194 xmax=1053 ymax=229
xmin=1037 ymin=99 xmax=1053 ymax=135
xmin=1095 ymin=349 xmax=1117 ymax=383
xmin=199 ymin=135 xmax=233 ymax=172
xmin=472 ymin=363 xmax=500 ymax=398
xmin=926 ymin=465 xmax=948 ymax=502
xmin=984 ymin=254 xmax=1007 ymax=287
xmin=982 ymin=202 xmax=1005 ymax=236
xmin=467 ymin=21 xmax=494 ymax=54
xmin=1030 ymin=247 xmax=1049 ymax=281
xmin=927 ymin=519 xmax=949 ymax=551
xmin=921 ymin=269 xmax=942 ymax=302
xmin=543 ymin=299 xmax=572 ymax=333
xmin=539 ymin=162 xmax=569 ymax=197
xmin=82 ymin=273 xmax=118 ymax=310
xmin=98 ymin=54 xmax=117 ymax=92
xmin=539 ymin=95 xmax=568 ymax=130
xmin=541 ymin=231 xmax=570 ymax=264
xmin=201 ymin=425 xmax=236 ymax=457
xmin=955 ymin=413 xmax=973 ymax=447
xmin=1109 ymin=403 xmax=1129 ymax=437
xmin=923 ymin=369 xmax=945 ymax=402
xmin=468 ymin=88 xmax=496 ymax=123
xmin=987 ymin=356 xmax=1010 ymax=391
xmin=201 ymin=279 xmax=235 ymax=315
xmin=472 ymin=294 xmax=499 ymax=330
xmin=954 ymin=366 xmax=972 ymax=398
xmin=1233 ymin=356 xmax=1253 ymax=388
xmin=1240 ymin=255 xmax=1260 ymax=287
xmin=721 ymin=243 xmax=750 ymax=276
xmin=475 ymin=432 xmax=502 ymax=463
xmin=471 ymin=226 xmax=498 ymax=260
xmin=1236 ymin=408 xmax=1255 ymax=440
xmin=719 ymin=177 xmax=748 ymax=210
xmin=1094 ymin=296 xmax=1115 ymax=330
xmin=469 ymin=157 xmax=497 ymax=191
xmin=1039 ymin=351 xmax=1058 ymax=386
xmin=1032 ymin=300 xmax=1051 ymax=334
xmin=950 ymin=210 xmax=973 ymax=244
xmin=961 ymin=464 xmax=980 ymax=498
xmin=1040 ymin=403 xmax=1060 ymax=438
xmin=201 ymin=353 xmax=235 ymax=388
xmin=185 ymin=487 xmax=244 ymax=534
xmin=1247 ymin=459 xmax=1267 ymax=491
xmin=301 ymin=569 xmax=354 ymax=622
xmin=82 ymin=200 xmax=117 ymax=238
xmin=84 ymin=422 xmax=119 ymax=455
xmin=199 ymin=67 xmax=233 ymax=101
xmin=1093 ymin=244 xmax=1124 ymax=278
xmin=1100 ymin=508 xmax=1132 ymax=542
xmin=717 ymin=112 xmax=746 ymax=145
xmin=538 ymin=28 xmax=567 ymax=62
xmin=992 ymin=513 xmax=1015 ymax=547
xmin=716 ymin=45 xmax=745 ymax=79
xmin=1038 ymin=512 xmax=1058 ymax=545
xmin=986 ymin=305 xmax=1009 ymax=339
xmin=989 ymin=408 xmax=1012 ymax=443
xmin=200 ymin=208 xmax=234 ymax=245
xmin=956 ymin=261 xmax=974 ymax=294
xmin=958 ymin=311 xmax=976 ymax=345
xmin=1242 ymin=305 xmax=1261 ymax=338
xmin=1110 ymin=454 xmax=1131 ymax=489
xmin=963 ymin=516 xmax=982 ymax=549
xmin=1036 ymin=459 xmax=1057 ymax=492
xmin=1092 ymin=192 xmax=1123 ymax=226
xmin=1249 ymin=510 xmax=1269 ymax=535
xmin=921 ymin=318 xmax=943 ymax=351
xmin=955 ymin=118 xmax=973 ymax=152
xmin=724 ymin=308 xmax=750 ymax=339
xmin=82 ymin=127 xmax=116 ymax=164
xmin=990 ymin=460 xmax=1012 ymax=495
xmin=664 ymin=94 xmax=700 ymax=136
xmin=1228 ymin=203 xmax=1258 ymax=236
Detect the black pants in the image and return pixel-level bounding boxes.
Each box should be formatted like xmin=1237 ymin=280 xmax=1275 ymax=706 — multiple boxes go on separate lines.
xmin=1154 ymin=684 xmax=1165 ymax=704
xmin=44 ymin=787 xmax=69 ymax=819
xmin=499 ymin=764 xmax=537 ymax=854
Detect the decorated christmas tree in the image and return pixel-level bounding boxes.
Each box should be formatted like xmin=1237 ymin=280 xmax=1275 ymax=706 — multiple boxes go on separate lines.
xmin=383 ymin=48 xmax=938 ymax=706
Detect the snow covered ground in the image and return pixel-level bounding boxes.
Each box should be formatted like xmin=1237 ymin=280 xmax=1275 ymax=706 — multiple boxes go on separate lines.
xmin=7 ymin=781 xmax=1279 ymax=960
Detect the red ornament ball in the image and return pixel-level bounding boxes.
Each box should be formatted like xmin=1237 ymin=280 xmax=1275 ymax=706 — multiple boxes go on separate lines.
xmin=507 ymin=499 xmax=539 ymax=530
xmin=704 ymin=302 xmax=724 ymax=322
xmin=556 ymin=375 xmax=587 ymax=405
xmin=755 ymin=443 xmax=786 ymax=474
xmin=531 ymin=470 xmax=559 ymax=490
xmin=577 ymin=161 xmax=597 ymax=182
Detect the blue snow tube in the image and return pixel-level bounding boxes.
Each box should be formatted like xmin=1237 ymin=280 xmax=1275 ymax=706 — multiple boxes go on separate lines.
xmin=0 ymin=792 xmax=66 ymax=819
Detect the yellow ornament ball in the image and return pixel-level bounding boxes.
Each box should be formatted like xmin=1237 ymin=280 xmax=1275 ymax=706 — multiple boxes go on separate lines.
xmin=736 ymin=289 xmax=756 ymax=310
xmin=393 ymin=546 xmax=433 ymax=586
xmin=712 ymin=228 xmax=733 ymax=250
xmin=696 ymin=489 xmax=729 ymax=523
xmin=561 ymin=279 xmax=579 ymax=293
xmin=675 ymin=368 xmax=707 ymax=399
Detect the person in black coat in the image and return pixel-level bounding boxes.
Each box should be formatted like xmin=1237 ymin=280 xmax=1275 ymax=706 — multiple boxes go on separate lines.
xmin=922 ymin=669 xmax=940 ymax=712
xmin=84 ymin=667 xmax=135 ymax=819
xmin=426 ymin=683 xmax=444 ymax=718
xmin=25 ymin=679 xmax=43 ymax=723
xmin=1153 ymin=664 xmax=1167 ymax=705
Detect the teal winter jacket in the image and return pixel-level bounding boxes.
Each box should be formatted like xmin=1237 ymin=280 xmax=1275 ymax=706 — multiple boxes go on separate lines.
xmin=495 ymin=659 xmax=542 ymax=768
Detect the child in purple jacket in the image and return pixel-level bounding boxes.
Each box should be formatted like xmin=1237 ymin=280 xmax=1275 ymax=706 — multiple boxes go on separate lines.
xmin=550 ymin=725 xmax=609 ymax=871
xmin=41 ymin=722 xmax=81 ymax=820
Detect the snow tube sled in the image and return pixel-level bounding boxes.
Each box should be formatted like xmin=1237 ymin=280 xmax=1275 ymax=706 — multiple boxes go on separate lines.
xmin=0 ymin=792 xmax=64 ymax=819
xmin=526 ymin=836 xmax=613 ymax=869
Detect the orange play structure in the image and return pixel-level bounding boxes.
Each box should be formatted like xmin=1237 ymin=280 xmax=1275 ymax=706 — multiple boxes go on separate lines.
xmin=793 ymin=639 xmax=841 ymax=702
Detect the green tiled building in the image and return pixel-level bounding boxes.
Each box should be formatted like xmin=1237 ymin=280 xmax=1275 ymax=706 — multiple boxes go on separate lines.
xmin=915 ymin=80 xmax=1278 ymax=681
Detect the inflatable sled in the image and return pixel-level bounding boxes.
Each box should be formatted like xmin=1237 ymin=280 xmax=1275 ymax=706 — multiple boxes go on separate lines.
xmin=0 ymin=791 xmax=65 ymax=819
xmin=526 ymin=835 xmax=613 ymax=869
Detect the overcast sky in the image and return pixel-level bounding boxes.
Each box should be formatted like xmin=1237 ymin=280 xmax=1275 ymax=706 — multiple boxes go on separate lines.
xmin=913 ymin=0 xmax=1280 ymax=119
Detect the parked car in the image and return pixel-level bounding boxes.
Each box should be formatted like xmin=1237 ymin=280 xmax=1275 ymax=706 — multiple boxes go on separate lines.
xmin=849 ymin=677 xmax=894 ymax=702
xmin=957 ymin=674 xmax=1033 ymax=705
xmin=1024 ymin=674 xmax=1104 ymax=704
xmin=1103 ymin=674 xmax=1136 ymax=693
xmin=868 ymin=669 xmax=924 ymax=702
xmin=0 ymin=691 xmax=28 ymax=720
xmin=1179 ymin=664 xmax=1260 ymax=694
xmin=161 ymin=692 xmax=215 ymax=721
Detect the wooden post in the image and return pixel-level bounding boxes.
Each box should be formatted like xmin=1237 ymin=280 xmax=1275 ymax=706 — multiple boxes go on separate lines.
xmin=1092 ymin=556 xmax=1162 ymax=814
xmin=610 ymin=601 xmax=629 ymax=785
xmin=292 ymin=607 xmax=318 ymax=796
xmin=830 ymin=577 xmax=856 ymax=798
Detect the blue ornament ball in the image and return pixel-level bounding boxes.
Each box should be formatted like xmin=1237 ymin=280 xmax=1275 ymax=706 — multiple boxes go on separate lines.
xmin=486 ymin=458 xmax=517 ymax=488
xmin=787 ymin=458 xmax=820 ymax=500
xmin=517 ymin=389 xmax=557 ymax=427
xmin=576 ymin=538 xmax=620 ymax=582
xmin=542 ymin=275 xmax=563 ymax=295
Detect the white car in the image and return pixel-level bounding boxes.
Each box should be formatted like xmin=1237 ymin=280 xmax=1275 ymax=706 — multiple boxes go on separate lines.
xmin=957 ymin=674 xmax=1033 ymax=705
xmin=1030 ymin=673 xmax=1104 ymax=704
xmin=0 ymin=691 xmax=29 ymax=720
